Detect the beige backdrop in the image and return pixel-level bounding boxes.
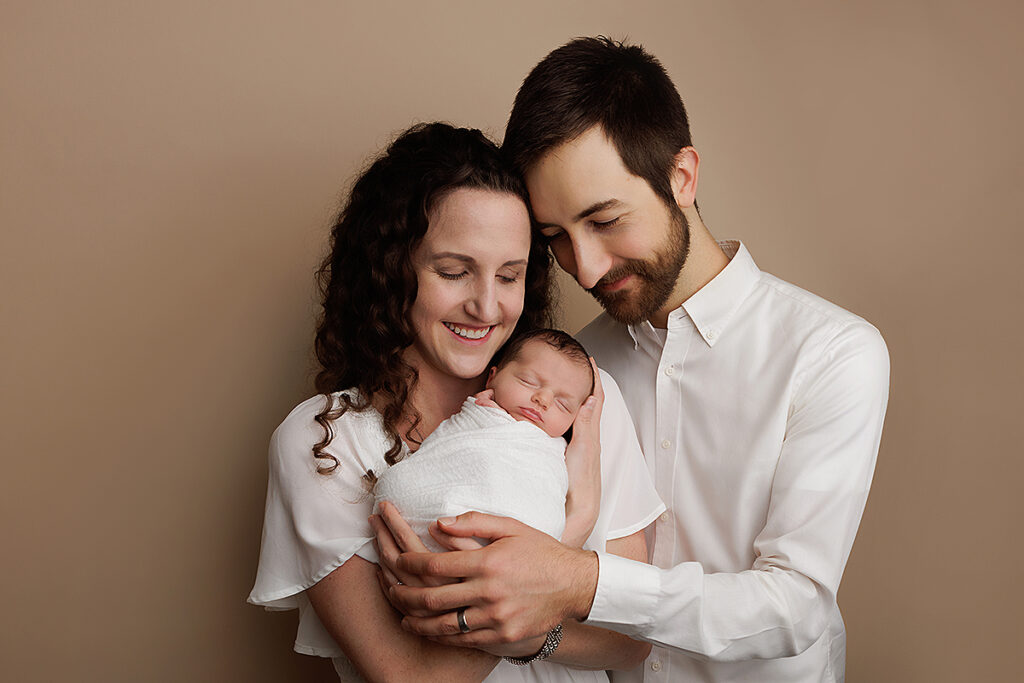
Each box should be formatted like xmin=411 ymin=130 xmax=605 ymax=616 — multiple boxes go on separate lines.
xmin=2 ymin=1 xmax=1021 ymax=681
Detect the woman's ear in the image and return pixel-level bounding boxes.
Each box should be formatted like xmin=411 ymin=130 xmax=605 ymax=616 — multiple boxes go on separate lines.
xmin=669 ymin=146 xmax=700 ymax=209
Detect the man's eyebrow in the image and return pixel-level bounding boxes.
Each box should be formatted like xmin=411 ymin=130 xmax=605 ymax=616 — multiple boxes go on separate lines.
xmin=431 ymin=252 xmax=528 ymax=267
xmin=534 ymin=199 xmax=624 ymax=229
xmin=575 ymin=198 xmax=623 ymax=222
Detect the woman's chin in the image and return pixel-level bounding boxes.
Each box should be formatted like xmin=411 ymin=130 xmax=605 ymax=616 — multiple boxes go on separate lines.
xmin=424 ymin=356 xmax=490 ymax=383
xmin=450 ymin=364 xmax=490 ymax=381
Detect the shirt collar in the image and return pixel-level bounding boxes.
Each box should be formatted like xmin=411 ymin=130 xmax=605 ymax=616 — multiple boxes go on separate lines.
xmin=626 ymin=240 xmax=760 ymax=349
xmin=682 ymin=240 xmax=760 ymax=347
xmin=626 ymin=319 xmax=661 ymax=350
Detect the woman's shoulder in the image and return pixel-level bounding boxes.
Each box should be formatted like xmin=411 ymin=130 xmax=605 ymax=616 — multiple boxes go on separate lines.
xmin=274 ymin=390 xmax=374 ymax=434
xmin=269 ymin=391 xmax=386 ymax=475
xmin=594 ymin=368 xmax=630 ymax=419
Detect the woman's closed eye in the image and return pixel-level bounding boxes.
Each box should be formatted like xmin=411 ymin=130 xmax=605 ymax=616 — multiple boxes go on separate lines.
xmin=497 ymin=267 xmax=524 ymax=284
xmin=436 ymin=269 xmax=468 ymax=280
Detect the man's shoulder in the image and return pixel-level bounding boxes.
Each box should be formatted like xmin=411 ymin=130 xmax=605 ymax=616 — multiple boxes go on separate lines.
xmin=752 ymin=271 xmax=882 ymax=341
xmin=746 ymin=272 xmax=888 ymax=384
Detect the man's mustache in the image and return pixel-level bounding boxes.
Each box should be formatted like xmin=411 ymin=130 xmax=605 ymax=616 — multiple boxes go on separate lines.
xmin=588 ymin=261 xmax=650 ymax=294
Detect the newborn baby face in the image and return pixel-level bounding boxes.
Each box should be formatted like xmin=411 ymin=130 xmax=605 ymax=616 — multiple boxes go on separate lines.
xmin=486 ymin=339 xmax=593 ymax=438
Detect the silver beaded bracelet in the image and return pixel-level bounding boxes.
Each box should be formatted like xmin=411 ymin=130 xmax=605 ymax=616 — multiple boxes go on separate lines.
xmin=502 ymin=624 xmax=564 ymax=666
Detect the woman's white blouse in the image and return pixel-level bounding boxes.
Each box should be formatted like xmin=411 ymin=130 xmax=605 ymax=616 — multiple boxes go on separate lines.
xmin=248 ymin=370 xmax=664 ymax=682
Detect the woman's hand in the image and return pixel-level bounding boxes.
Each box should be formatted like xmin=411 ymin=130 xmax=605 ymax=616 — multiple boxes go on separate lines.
xmin=561 ymin=359 xmax=604 ymax=547
xmin=374 ymin=504 xmax=552 ymax=659
xmin=372 ymin=501 xmax=482 ymax=616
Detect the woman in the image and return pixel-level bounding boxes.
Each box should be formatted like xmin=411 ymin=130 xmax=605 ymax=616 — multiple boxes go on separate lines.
xmin=248 ymin=123 xmax=663 ymax=681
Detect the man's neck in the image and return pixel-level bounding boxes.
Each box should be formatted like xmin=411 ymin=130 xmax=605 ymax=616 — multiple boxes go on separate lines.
xmin=649 ymin=212 xmax=729 ymax=328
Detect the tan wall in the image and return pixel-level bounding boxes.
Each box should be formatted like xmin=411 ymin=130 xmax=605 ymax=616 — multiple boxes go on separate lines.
xmin=2 ymin=2 xmax=1020 ymax=681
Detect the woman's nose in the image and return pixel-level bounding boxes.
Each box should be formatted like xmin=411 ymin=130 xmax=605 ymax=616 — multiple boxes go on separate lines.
xmin=466 ymin=278 xmax=498 ymax=321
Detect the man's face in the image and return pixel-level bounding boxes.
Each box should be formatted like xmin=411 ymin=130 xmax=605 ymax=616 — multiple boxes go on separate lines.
xmin=525 ymin=126 xmax=690 ymax=325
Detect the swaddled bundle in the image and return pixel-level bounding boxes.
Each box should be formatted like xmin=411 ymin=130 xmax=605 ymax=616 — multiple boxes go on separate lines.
xmin=374 ymin=397 xmax=568 ymax=550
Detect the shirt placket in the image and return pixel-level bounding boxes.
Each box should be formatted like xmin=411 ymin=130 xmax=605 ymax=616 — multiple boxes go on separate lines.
xmin=645 ymin=321 xmax=692 ymax=683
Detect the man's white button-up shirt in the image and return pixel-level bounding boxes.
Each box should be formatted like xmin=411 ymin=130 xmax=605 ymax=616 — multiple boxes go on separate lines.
xmin=578 ymin=241 xmax=890 ymax=683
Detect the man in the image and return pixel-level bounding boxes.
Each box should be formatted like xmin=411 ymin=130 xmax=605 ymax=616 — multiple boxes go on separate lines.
xmin=386 ymin=37 xmax=889 ymax=682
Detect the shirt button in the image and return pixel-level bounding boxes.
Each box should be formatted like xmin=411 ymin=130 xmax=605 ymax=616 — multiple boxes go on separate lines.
xmin=660 ymin=439 xmax=671 ymax=449
xmin=706 ymin=329 xmax=717 ymax=340
xmin=659 ymin=511 xmax=671 ymax=523
xmin=651 ymin=660 xmax=662 ymax=672
xmin=664 ymin=365 xmax=675 ymax=376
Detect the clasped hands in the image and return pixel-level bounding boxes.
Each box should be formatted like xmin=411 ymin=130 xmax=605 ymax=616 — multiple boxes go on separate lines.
xmin=371 ymin=502 xmax=597 ymax=658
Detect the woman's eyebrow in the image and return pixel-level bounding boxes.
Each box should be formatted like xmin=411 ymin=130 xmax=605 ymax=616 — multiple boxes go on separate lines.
xmin=431 ymin=252 xmax=474 ymax=263
xmin=431 ymin=253 xmax=527 ymax=268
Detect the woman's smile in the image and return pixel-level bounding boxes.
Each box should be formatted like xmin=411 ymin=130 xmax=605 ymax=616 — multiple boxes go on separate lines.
xmin=443 ymin=322 xmax=495 ymax=342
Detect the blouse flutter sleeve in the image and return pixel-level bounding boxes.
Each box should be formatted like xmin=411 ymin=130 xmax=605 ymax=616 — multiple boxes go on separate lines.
xmin=247 ymin=393 xmax=385 ymax=612
xmin=588 ymin=369 xmax=665 ymax=548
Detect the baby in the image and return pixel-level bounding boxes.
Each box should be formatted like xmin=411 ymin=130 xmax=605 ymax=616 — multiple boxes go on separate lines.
xmin=373 ymin=328 xmax=596 ymax=549
xmin=475 ymin=328 xmax=595 ymax=438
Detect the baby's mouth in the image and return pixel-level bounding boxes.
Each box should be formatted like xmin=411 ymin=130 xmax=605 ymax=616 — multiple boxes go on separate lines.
xmin=519 ymin=406 xmax=543 ymax=423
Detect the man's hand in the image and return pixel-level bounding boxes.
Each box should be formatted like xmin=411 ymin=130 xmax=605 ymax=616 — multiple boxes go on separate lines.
xmin=391 ymin=512 xmax=600 ymax=647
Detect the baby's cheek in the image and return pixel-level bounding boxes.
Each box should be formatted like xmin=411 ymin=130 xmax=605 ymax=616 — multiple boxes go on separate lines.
xmin=551 ymin=414 xmax=576 ymax=438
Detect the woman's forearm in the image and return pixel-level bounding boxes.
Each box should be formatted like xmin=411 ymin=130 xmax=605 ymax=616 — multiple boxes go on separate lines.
xmin=561 ymin=492 xmax=600 ymax=547
xmin=308 ymin=555 xmax=498 ymax=683
xmin=547 ymin=621 xmax=651 ymax=671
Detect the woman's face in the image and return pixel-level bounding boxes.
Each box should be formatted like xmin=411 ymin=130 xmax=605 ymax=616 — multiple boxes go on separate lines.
xmin=406 ymin=188 xmax=532 ymax=383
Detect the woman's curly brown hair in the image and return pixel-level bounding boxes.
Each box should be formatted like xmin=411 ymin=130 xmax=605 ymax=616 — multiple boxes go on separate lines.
xmin=312 ymin=122 xmax=553 ymax=475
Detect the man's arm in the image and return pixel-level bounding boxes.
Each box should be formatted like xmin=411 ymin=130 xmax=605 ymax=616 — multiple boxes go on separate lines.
xmin=499 ymin=529 xmax=652 ymax=671
xmin=393 ymin=517 xmax=650 ymax=670
xmin=392 ymin=513 xmax=598 ymax=643
xmin=397 ymin=322 xmax=889 ymax=660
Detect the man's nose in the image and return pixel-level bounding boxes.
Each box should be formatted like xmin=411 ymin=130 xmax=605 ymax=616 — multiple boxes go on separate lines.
xmin=567 ymin=233 xmax=612 ymax=290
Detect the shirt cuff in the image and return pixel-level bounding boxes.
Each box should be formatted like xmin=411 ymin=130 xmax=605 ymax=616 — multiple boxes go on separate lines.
xmin=585 ymin=551 xmax=660 ymax=638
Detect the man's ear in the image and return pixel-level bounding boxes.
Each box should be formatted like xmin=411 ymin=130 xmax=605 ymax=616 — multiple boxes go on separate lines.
xmin=670 ymin=146 xmax=700 ymax=209
xmin=485 ymin=366 xmax=497 ymax=387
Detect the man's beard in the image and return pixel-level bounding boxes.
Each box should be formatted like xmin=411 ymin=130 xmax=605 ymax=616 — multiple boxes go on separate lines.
xmin=587 ymin=207 xmax=690 ymax=326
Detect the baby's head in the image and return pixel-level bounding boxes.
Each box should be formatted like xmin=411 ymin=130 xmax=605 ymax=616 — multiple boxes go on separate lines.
xmin=486 ymin=329 xmax=595 ymax=438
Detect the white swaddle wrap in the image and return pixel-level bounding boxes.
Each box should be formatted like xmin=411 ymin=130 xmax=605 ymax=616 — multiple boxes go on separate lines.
xmin=374 ymin=397 xmax=568 ymax=550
